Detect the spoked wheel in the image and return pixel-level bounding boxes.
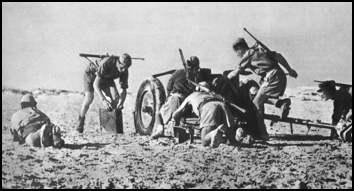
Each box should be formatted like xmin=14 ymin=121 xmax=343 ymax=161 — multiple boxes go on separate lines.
xmin=134 ymin=77 xmax=166 ymax=135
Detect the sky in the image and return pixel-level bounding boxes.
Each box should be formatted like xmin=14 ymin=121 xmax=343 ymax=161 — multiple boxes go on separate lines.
xmin=2 ymin=2 xmax=352 ymax=92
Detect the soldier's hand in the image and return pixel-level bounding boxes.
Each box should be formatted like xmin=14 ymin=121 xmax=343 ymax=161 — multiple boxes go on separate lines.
xmin=102 ymin=99 xmax=113 ymax=111
xmin=117 ymin=103 xmax=124 ymax=110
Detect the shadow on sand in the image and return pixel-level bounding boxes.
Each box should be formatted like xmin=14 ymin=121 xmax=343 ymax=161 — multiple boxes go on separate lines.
xmin=269 ymin=134 xmax=333 ymax=141
xmin=62 ymin=142 xmax=110 ymax=150
xmin=237 ymin=134 xmax=335 ymax=148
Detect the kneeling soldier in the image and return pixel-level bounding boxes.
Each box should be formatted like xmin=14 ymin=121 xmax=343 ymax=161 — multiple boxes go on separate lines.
xmin=172 ymin=82 xmax=238 ymax=148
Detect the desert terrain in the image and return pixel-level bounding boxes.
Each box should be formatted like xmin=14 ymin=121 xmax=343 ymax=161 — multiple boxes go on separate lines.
xmin=2 ymin=87 xmax=352 ymax=189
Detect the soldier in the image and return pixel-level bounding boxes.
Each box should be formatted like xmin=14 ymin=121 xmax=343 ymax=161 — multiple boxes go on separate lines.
xmin=77 ymin=53 xmax=132 ymax=133
xmin=171 ymin=82 xmax=238 ymax=148
xmin=10 ymin=94 xmax=65 ymax=148
xmin=151 ymin=56 xmax=200 ymax=139
xmin=227 ymin=38 xmax=298 ymax=140
xmin=317 ymin=80 xmax=352 ymax=142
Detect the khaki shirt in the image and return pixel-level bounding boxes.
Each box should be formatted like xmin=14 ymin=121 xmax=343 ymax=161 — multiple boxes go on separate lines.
xmin=10 ymin=107 xmax=50 ymax=140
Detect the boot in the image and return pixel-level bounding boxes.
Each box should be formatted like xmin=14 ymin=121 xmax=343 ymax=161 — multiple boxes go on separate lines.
xmin=210 ymin=125 xmax=226 ymax=148
xmin=151 ymin=124 xmax=164 ymax=139
xmin=76 ymin=115 xmax=85 ymax=133
xmin=277 ymin=98 xmax=291 ymax=119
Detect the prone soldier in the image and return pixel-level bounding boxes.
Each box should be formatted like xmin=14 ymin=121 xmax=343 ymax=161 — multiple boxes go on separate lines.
xmin=10 ymin=94 xmax=65 ymax=148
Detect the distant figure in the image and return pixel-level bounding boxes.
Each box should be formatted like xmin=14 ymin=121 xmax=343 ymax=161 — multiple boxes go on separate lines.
xmin=10 ymin=94 xmax=65 ymax=148
xmin=317 ymin=80 xmax=352 ymax=142
xmin=77 ymin=54 xmax=132 ymax=133
xmin=172 ymin=82 xmax=239 ymax=148
xmin=227 ymin=38 xmax=298 ymax=140
xmin=151 ymin=56 xmax=200 ymax=139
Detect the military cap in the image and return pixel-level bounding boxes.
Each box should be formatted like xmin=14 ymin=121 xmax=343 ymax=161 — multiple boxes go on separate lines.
xmin=317 ymin=80 xmax=336 ymax=92
xmin=186 ymin=56 xmax=200 ymax=69
xmin=20 ymin=94 xmax=37 ymax=105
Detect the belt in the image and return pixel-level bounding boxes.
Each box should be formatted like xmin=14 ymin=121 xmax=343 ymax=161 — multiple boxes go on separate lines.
xmin=197 ymin=97 xmax=222 ymax=113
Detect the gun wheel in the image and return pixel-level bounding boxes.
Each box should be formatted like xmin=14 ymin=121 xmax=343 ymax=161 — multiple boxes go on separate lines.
xmin=134 ymin=77 xmax=166 ymax=135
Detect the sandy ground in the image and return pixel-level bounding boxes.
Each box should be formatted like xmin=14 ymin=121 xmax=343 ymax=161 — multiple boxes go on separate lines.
xmin=2 ymin=87 xmax=352 ymax=189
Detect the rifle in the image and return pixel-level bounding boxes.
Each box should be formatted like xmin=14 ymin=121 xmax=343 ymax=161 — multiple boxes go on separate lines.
xmin=243 ymin=28 xmax=293 ymax=76
xmin=187 ymin=79 xmax=246 ymax=114
xmin=79 ymin=53 xmax=145 ymax=61
xmin=243 ymin=28 xmax=271 ymax=53
xmin=314 ymin=80 xmax=352 ymax=88
xmin=178 ymin=48 xmax=187 ymax=71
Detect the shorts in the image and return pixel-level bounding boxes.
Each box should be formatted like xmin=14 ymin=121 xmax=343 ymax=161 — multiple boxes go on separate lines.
xmin=83 ymin=70 xmax=115 ymax=92
xmin=199 ymin=101 xmax=235 ymax=130
xmin=258 ymin=68 xmax=287 ymax=98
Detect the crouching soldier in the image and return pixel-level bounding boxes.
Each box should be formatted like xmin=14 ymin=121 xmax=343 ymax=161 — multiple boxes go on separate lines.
xmin=171 ymin=82 xmax=238 ymax=148
xmin=77 ymin=53 xmax=132 ymax=133
xmin=151 ymin=56 xmax=200 ymax=139
xmin=317 ymin=81 xmax=352 ymax=142
xmin=10 ymin=94 xmax=65 ymax=148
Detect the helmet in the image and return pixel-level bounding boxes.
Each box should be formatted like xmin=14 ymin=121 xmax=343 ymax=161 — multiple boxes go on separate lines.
xmin=20 ymin=94 xmax=37 ymax=105
xmin=186 ymin=56 xmax=200 ymax=69
xmin=317 ymin=80 xmax=336 ymax=93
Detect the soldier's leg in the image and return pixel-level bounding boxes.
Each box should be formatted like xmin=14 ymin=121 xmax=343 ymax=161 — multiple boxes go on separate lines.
xmin=25 ymin=131 xmax=41 ymax=147
xmin=77 ymin=91 xmax=94 ymax=133
xmin=202 ymin=124 xmax=225 ymax=148
xmin=201 ymin=126 xmax=214 ymax=147
xmin=252 ymin=90 xmax=270 ymax=140
xmin=272 ymin=98 xmax=291 ymax=119
xmin=78 ymin=71 xmax=96 ymax=133
xmin=79 ymin=91 xmax=94 ymax=118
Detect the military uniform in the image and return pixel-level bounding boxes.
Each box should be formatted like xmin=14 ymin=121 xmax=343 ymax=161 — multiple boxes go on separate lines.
xmin=160 ymin=69 xmax=195 ymax=124
xmin=10 ymin=94 xmax=65 ymax=147
xmin=172 ymin=91 xmax=237 ymax=147
xmin=318 ymin=81 xmax=352 ymax=142
xmin=10 ymin=107 xmax=50 ymax=143
xmin=83 ymin=56 xmax=129 ymax=92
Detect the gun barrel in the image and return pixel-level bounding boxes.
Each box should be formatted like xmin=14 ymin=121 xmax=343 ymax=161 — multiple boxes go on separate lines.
xmin=152 ymin=70 xmax=176 ymax=78
xmin=243 ymin=28 xmax=271 ymax=52
xmin=131 ymin=57 xmax=145 ymax=61
xmin=79 ymin=53 xmax=144 ymax=61
xmin=79 ymin=53 xmax=104 ymax=58
xmin=314 ymin=80 xmax=352 ymax=87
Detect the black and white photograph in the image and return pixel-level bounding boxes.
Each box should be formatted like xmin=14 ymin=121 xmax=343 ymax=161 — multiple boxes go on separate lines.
xmin=2 ymin=2 xmax=352 ymax=189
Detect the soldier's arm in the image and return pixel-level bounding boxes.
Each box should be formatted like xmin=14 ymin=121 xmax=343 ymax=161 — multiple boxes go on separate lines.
xmin=117 ymin=70 xmax=129 ymax=109
xmin=227 ymin=50 xmax=253 ymax=80
xmin=166 ymin=71 xmax=177 ymax=96
xmin=172 ymin=96 xmax=190 ymax=123
xmin=275 ymin=52 xmax=298 ymax=78
xmin=345 ymin=109 xmax=352 ymax=121
xmin=117 ymin=89 xmax=127 ymax=110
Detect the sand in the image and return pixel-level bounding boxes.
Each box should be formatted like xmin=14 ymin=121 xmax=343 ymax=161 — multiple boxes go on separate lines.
xmin=2 ymin=87 xmax=352 ymax=189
